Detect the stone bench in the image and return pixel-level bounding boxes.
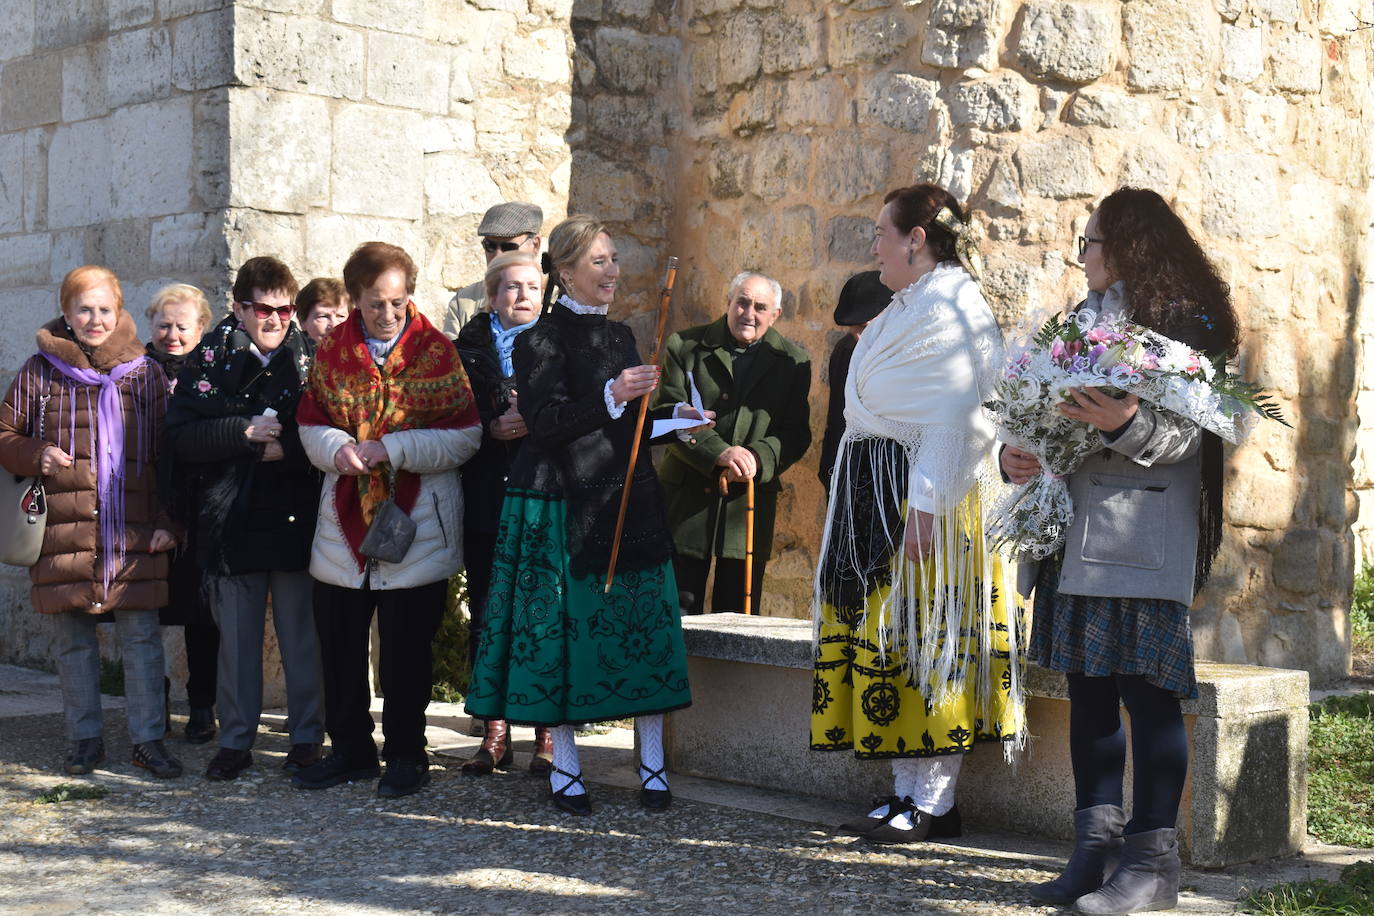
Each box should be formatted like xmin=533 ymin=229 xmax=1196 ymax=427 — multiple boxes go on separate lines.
xmin=667 ymin=613 xmax=1309 ymax=867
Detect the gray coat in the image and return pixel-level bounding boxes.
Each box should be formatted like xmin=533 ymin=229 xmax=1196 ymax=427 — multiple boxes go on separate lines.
xmin=1016 ymin=402 xmax=1202 ymax=606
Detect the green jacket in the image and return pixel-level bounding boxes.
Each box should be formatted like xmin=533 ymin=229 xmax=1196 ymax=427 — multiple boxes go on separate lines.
xmin=655 ymin=316 xmax=812 ymax=561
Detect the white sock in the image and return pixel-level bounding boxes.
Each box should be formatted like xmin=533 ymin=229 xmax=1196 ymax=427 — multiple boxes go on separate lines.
xmin=549 ymin=725 xmax=584 ymax=796
xmin=635 ymin=714 xmax=668 ymax=791
xmin=909 ymin=755 xmax=963 ymax=816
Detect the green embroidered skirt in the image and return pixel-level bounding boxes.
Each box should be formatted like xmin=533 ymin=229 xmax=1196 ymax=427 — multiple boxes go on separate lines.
xmin=465 ymin=489 xmax=692 ymax=726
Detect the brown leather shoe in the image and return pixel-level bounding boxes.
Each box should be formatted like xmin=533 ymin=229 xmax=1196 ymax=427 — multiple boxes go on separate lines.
xmin=529 ymin=726 xmax=554 ymax=776
xmin=462 ymin=718 xmax=513 ymax=775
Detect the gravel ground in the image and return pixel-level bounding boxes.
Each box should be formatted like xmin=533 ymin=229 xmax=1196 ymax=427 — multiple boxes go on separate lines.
xmin=0 ymin=665 xmax=1362 ymax=916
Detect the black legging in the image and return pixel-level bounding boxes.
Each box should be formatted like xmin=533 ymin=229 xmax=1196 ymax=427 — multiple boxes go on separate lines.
xmin=1066 ymin=672 xmax=1188 ymax=833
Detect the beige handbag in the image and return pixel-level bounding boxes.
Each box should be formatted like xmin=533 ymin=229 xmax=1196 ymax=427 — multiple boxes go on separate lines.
xmin=0 ymin=387 xmax=49 ymax=567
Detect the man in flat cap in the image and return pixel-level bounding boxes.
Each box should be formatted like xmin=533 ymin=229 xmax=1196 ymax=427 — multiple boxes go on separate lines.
xmin=441 ymin=202 xmax=544 ymax=336
xmin=818 ymin=270 xmax=892 ymax=492
xmin=655 ymin=271 xmax=812 ymax=615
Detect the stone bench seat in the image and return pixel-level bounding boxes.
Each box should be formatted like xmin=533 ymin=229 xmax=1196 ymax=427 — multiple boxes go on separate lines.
xmin=668 ymin=614 xmax=1309 ymax=867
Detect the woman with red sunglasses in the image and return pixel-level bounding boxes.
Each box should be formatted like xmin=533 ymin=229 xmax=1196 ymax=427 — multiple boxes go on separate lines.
xmin=162 ymin=255 xmax=326 ymax=783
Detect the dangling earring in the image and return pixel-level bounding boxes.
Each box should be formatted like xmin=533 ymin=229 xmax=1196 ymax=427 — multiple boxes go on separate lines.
xmin=906 ymin=247 xmax=914 ymax=266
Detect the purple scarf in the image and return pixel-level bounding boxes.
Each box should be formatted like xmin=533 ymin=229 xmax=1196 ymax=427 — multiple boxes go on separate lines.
xmin=39 ymin=351 xmax=159 ymax=593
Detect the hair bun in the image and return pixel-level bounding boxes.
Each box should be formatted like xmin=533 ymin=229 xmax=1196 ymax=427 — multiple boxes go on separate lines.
xmin=540 ymin=252 xmax=554 ymax=274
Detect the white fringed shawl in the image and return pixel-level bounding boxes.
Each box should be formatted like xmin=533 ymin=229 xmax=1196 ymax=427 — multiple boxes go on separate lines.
xmin=814 ymin=263 xmax=1023 ymax=736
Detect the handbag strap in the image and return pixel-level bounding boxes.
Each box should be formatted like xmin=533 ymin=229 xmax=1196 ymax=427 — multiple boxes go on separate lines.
xmin=33 ymin=364 xmax=51 ymax=483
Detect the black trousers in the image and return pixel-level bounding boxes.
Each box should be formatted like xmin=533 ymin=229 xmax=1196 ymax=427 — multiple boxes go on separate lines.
xmin=184 ymin=620 xmax=220 ymax=709
xmin=312 ymin=579 xmax=447 ymax=764
xmin=462 ymin=528 xmax=499 ymax=669
xmin=673 ymin=555 xmax=767 ymax=616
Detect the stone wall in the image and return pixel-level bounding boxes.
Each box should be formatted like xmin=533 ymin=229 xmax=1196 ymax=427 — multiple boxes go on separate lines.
xmin=656 ymin=0 xmax=1373 ymax=683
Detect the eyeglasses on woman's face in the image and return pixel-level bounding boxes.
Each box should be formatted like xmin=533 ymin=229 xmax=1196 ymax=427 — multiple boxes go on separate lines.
xmin=237 ymin=300 xmax=296 ymax=320
xmin=1076 ymin=235 xmax=1106 ymax=257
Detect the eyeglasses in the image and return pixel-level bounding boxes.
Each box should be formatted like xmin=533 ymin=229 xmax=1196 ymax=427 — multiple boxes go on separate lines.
xmin=1077 ymin=235 xmax=1106 ymax=257
xmin=237 ymin=300 xmax=296 ymax=320
xmin=481 ymin=235 xmax=530 ymax=254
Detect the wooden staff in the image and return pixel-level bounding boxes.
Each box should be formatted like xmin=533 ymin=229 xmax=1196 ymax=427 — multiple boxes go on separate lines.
xmin=604 ymin=256 xmax=680 ymax=593
xmin=716 ymin=472 xmax=756 ymax=615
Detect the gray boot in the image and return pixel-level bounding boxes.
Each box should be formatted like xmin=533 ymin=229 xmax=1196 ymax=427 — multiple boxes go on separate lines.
xmin=1029 ymin=804 xmax=1126 ymax=905
xmin=1074 ymin=827 xmax=1181 ymax=915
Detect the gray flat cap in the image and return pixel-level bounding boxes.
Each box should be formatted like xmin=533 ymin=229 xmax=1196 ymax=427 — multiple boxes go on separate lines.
xmin=478 ymin=202 xmax=543 ymax=238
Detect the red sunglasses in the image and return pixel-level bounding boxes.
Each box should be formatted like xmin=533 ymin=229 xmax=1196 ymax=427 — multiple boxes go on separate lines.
xmin=237 ymin=300 xmax=296 ymax=320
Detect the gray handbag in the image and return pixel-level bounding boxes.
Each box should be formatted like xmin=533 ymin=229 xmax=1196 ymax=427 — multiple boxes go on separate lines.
xmin=0 ymin=386 xmax=50 ymax=567
xmin=358 ymin=468 xmax=417 ymax=564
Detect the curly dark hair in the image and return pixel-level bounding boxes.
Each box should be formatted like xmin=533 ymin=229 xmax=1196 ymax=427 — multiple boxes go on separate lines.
xmin=884 ymin=184 xmax=963 ymax=264
xmin=1095 ymin=187 xmax=1239 ymax=356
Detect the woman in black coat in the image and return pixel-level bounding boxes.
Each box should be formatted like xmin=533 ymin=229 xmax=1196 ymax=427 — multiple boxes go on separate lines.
xmin=453 ymin=250 xmax=548 ymax=776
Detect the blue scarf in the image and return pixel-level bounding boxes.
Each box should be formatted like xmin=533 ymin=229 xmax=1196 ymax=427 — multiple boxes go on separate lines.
xmin=489 ymin=312 xmax=537 ymax=376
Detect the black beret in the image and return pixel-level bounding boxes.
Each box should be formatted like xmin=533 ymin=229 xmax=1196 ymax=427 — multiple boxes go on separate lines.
xmin=833 ymin=270 xmax=893 ymax=327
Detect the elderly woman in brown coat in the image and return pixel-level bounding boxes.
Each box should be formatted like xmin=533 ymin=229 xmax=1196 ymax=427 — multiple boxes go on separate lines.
xmin=0 ymin=266 xmax=181 ymax=778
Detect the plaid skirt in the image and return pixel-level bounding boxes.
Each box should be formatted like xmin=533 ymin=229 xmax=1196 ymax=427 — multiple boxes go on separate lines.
xmin=1030 ymin=555 xmax=1198 ymax=699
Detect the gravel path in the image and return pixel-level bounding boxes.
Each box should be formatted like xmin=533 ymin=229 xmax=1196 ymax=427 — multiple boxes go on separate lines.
xmin=0 ymin=665 xmax=1360 ymax=915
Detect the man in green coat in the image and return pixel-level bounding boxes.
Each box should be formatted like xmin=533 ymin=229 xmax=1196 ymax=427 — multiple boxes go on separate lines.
xmin=656 ymin=271 xmax=812 ymax=614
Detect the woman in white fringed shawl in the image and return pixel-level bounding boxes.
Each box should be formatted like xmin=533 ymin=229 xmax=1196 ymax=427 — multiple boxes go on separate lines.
xmin=812 ymin=184 xmax=1025 ymax=844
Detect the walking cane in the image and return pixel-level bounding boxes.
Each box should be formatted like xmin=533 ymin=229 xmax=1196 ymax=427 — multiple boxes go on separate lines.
xmin=604 ymin=256 xmax=680 ymax=593
xmin=716 ymin=471 xmax=756 ymax=615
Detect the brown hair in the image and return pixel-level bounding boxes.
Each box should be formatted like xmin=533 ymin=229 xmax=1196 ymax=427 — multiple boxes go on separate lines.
xmin=297 ymin=277 xmax=350 ymax=320
xmin=484 ymin=251 xmax=542 ymax=302
xmin=232 ymin=256 xmax=299 ymax=303
xmin=342 ymin=242 xmax=417 ymax=303
xmin=1095 ymin=187 xmax=1239 ymax=355
xmin=60 ymin=265 xmax=123 ymax=314
xmin=145 ymin=283 xmax=212 ymax=329
xmin=882 ymin=184 xmax=963 ymax=264
xmin=541 ymin=215 xmax=612 ymax=309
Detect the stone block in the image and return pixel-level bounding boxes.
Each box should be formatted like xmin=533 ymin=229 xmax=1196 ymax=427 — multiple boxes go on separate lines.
xmin=367 ymin=32 xmax=447 ymax=111
xmin=1271 ymin=529 xmax=1324 ymax=594
xmin=1117 ymin=143 xmax=1174 ymax=194
xmin=777 ymin=205 xmax=816 ymax=270
xmin=572 ymin=0 xmax=603 ymax=19
xmin=224 ymin=208 xmax=304 ymax=273
xmin=330 ymin=104 xmax=424 ymax=220
xmin=474 ymin=95 xmax=534 ymax=155
xmin=331 ymin=0 xmax=425 ymax=35
xmin=921 ymin=0 xmax=1002 ymax=70
xmin=568 ymin=151 xmax=643 ymax=222
xmin=110 ymin=97 xmax=194 ymax=219
xmin=301 ymin=212 xmax=422 ymax=279
xmin=984 ymin=156 xmax=1023 ymax=209
xmin=1016 ymin=1 xmax=1117 ymax=83
xmin=171 ymin=9 xmax=237 ymax=92
xmin=34 ymin=0 xmax=105 ymax=51
xmin=1123 ymin=0 xmax=1215 ymax=92
xmin=830 ymin=9 xmax=912 ymax=67
xmin=1171 ymin=102 xmax=1225 ymax=151
xmin=49 ymin=231 xmax=84 ymax=283
xmin=1200 ymin=151 xmax=1280 ymax=239
xmin=503 ymin=27 xmax=572 ymax=84
xmin=0 ymin=0 xmax=35 ymax=60
xmin=0 ymin=133 xmax=24 ymax=235
xmin=707 ymin=145 xmax=749 ymax=199
xmin=761 ymin=12 xmax=823 ymax=75
xmin=0 ymin=288 xmax=54 ymax=372
xmin=2 ymin=54 xmax=63 ymax=131
xmin=1227 ymin=459 xmax=1298 ymax=529
xmin=21 ymin=128 xmax=48 ymax=234
xmin=1255 ymin=0 xmax=1300 ymax=25
xmin=0 ymin=233 xmax=52 ymax=287
xmin=594 ymin=27 xmax=677 ymax=93
xmin=107 ymin=27 xmax=172 ymax=109
xmin=592 ymin=94 xmax=665 ymax=146
xmin=83 ymin=219 xmax=151 ymax=278
xmin=238 ymin=12 xmax=366 ymax=101
xmin=950 ymin=72 xmax=1036 ymax=132
xmin=150 ymin=211 xmax=226 ymax=274
xmin=718 ymin=12 xmax=762 ymax=88
xmin=62 ymin=43 xmax=109 ymax=123
xmin=1221 ymin=23 xmax=1264 ymax=83
xmin=606 ymin=0 xmax=651 ymax=18
xmin=1270 ymin=30 xmax=1323 ymax=93
xmin=827 ymin=215 xmax=873 ymax=264
xmin=1015 ymin=136 xmax=1097 ymax=200
xmin=47 ymin=117 xmax=112 ymax=229
xmin=423 ymin=152 xmax=501 ymax=219
xmin=192 ymin=89 xmax=231 ymax=209
xmin=860 ymin=72 xmax=938 ymax=133
xmin=816 ymin=135 xmax=888 ymax=204
xmin=238 ymin=0 xmax=325 ymax=12
xmin=162 ymin=0 xmax=230 ymax=16
xmin=1065 ymin=87 xmax=1150 ymax=129
xmin=780 ymin=75 xmax=844 ymax=127
xmin=109 ymin=0 xmax=156 ymax=28
xmin=748 ymin=133 xmax=809 ymax=202
xmin=228 ymin=89 xmax=330 ymax=212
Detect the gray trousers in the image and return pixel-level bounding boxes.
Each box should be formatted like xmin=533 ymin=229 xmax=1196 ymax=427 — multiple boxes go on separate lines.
xmin=208 ymin=570 xmax=325 ymax=750
xmin=54 ymin=609 xmax=166 ymax=744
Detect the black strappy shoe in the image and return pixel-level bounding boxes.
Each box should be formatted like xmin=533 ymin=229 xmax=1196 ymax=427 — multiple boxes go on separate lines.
xmin=550 ymin=766 xmax=591 ymax=816
xmin=638 ymin=763 xmax=672 ymax=812
xmin=863 ymin=796 xmax=933 ymax=845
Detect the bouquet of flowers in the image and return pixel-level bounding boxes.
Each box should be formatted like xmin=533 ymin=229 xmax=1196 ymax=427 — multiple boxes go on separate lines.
xmin=984 ymin=308 xmax=1287 ymax=559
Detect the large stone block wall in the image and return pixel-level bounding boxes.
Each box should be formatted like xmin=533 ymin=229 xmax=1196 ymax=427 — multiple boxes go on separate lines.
xmin=653 ymin=0 xmax=1373 ymax=682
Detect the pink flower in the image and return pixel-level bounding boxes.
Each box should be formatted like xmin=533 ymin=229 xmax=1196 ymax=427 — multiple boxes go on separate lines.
xmin=196 ymin=380 xmax=212 ymax=393
xmin=1086 ymin=327 xmax=1110 ymax=344
xmin=203 ymin=350 xmax=214 ymax=362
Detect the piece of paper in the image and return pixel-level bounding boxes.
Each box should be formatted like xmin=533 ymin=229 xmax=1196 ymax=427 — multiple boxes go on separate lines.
xmin=650 ymin=370 xmax=707 ymax=439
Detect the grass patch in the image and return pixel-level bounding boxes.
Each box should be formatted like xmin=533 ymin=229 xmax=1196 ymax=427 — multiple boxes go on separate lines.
xmin=431 ymin=572 xmax=472 ymax=705
xmin=1241 ymin=861 xmax=1374 ymax=915
xmin=1308 ymin=695 xmax=1374 ymax=847
xmin=1351 ymin=563 xmax=1374 ymax=678
xmin=35 ymin=783 xmax=109 ymax=805
xmin=98 ymin=658 xmax=124 ymax=696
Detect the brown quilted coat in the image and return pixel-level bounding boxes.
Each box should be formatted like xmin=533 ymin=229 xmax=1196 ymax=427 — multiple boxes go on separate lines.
xmin=0 ymin=312 xmax=172 ymax=614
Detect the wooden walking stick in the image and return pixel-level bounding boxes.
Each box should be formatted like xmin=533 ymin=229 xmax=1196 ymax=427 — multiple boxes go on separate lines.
xmin=715 ymin=471 xmax=756 ymax=615
xmin=604 ymin=256 xmax=680 ymax=593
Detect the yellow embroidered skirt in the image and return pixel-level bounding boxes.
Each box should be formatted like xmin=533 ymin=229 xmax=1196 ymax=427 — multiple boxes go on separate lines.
xmin=811 ymin=441 xmax=1022 ymax=758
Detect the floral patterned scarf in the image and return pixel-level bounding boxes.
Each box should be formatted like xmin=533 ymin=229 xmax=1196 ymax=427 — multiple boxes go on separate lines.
xmin=297 ymin=303 xmax=478 ymax=569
